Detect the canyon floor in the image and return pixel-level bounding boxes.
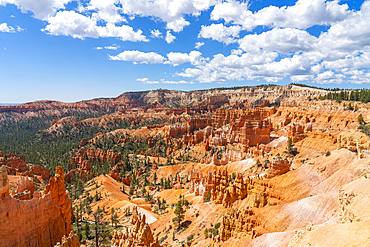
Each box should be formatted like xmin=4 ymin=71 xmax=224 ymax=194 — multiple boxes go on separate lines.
xmin=1 ymin=84 xmax=370 ymax=247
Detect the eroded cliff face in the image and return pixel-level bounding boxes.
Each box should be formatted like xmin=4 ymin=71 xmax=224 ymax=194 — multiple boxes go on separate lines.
xmin=0 ymin=166 xmax=78 ymax=247
xmin=111 ymin=207 xmax=161 ymax=247
xmin=0 ymin=152 xmax=51 ymax=181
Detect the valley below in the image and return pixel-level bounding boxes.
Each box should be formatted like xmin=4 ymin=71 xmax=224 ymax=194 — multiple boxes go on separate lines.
xmin=1 ymin=84 xmax=370 ymax=247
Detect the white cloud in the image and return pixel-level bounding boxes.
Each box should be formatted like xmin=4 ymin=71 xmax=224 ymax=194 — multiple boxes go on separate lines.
xmin=137 ymin=78 xmax=192 ymax=84
xmin=166 ymin=17 xmax=190 ymax=33
xmin=94 ymin=44 xmax=120 ymax=50
xmin=172 ymin=1 xmax=370 ymax=85
xmin=0 ymin=22 xmax=23 ymax=33
xmin=211 ymin=0 xmax=351 ymax=30
xmin=83 ymin=0 xmax=127 ymax=24
xmin=109 ymin=50 xmax=166 ymax=64
xmin=42 ymin=11 xmax=148 ymax=42
xmin=238 ymin=28 xmax=317 ymax=54
xmin=118 ymin=0 xmax=216 ymax=32
xmin=104 ymin=44 xmax=120 ymax=50
xmin=195 ymin=42 xmax=204 ymax=49
xmin=0 ymin=0 xmax=72 ymax=20
xmin=165 ymin=30 xmax=176 ymax=44
xmin=150 ymin=29 xmax=163 ymax=39
xmin=137 ymin=78 xmax=159 ymax=84
xmin=315 ymin=70 xmax=345 ymax=84
xmin=162 ymin=79 xmax=193 ymax=84
xmin=198 ymin=23 xmax=241 ymax=44
xmin=0 ymin=22 xmax=15 ymax=33
xmin=165 ymin=50 xmax=204 ymax=66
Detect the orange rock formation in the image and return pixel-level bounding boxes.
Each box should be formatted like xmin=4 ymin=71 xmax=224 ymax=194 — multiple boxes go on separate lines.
xmin=0 ymin=165 xmax=78 ymax=247
xmin=111 ymin=207 xmax=161 ymax=247
xmin=266 ymin=156 xmax=292 ymax=178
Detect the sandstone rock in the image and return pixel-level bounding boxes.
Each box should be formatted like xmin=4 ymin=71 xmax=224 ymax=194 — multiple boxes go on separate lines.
xmin=11 ymin=176 xmax=35 ymax=200
xmin=2 ymin=154 xmax=28 ymax=174
xmin=79 ymin=138 xmax=88 ymax=147
xmin=267 ymin=156 xmax=292 ymax=178
xmin=212 ymin=208 xmax=261 ymax=244
xmin=337 ymin=130 xmax=370 ymax=154
xmin=288 ymin=123 xmax=308 ymax=143
xmin=20 ymin=164 xmax=52 ymax=181
xmin=0 ymin=166 xmax=78 ymax=247
xmin=0 ymin=165 xmax=9 ymax=199
xmin=54 ymin=231 xmax=80 ymax=247
xmin=111 ymin=207 xmax=161 ymax=247
xmin=45 ymin=166 xmax=73 ymax=235
xmin=122 ymin=175 xmax=130 ymax=186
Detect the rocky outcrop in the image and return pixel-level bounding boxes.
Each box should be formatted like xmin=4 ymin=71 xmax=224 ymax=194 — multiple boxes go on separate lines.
xmin=189 ymin=170 xmax=253 ymax=206
xmin=337 ymin=130 xmax=370 ymax=154
xmin=20 ymin=164 xmax=52 ymax=180
xmin=163 ymin=108 xmax=272 ymax=154
xmin=70 ymin=147 xmax=124 ymax=181
xmin=0 ymin=166 xmax=77 ymax=247
xmin=111 ymin=207 xmax=161 ymax=247
xmin=54 ymin=231 xmax=80 ymax=247
xmin=0 ymin=152 xmax=51 ymax=180
xmin=10 ymin=176 xmax=35 ymax=200
xmin=45 ymin=166 xmax=73 ymax=235
xmin=267 ymin=156 xmax=292 ymax=178
xmin=288 ymin=123 xmax=308 ymax=143
xmin=1 ymin=153 xmax=28 ymax=174
xmin=0 ymin=166 xmax=9 ymax=199
xmin=212 ymin=208 xmax=262 ymax=245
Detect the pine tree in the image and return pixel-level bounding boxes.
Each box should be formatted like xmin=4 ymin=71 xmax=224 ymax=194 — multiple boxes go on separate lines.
xmin=84 ymin=222 xmax=91 ymax=240
xmin=172 ymin=200 xmax=185 ymax=231
xmin=153 ymin=172 xmax=157 ymax=185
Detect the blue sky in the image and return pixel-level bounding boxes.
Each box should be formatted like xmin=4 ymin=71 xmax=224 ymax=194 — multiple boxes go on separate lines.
xmin=0 ymin=0 xmax=369 ymax=103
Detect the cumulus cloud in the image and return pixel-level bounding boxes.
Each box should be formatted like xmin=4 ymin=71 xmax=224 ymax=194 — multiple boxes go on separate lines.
xmin=172 ymin=0 xmax=370 ymax=85
xmin=42 ymin=11 xmax=148 ymax=42
xmin=165 ymin=51 xmax=204 ymax=66
xmin=195 ymin=42 xmax=204 ymax=49
xmin=3 ymin=0 xmax=370 ymax=85
xmin=150 ymin=29 xmax=163 ymax=39
xmin=199 ymin=23 xmax=241 ymax=44
xmin=0 ymin=22 xmax=23 ymax=33
xmin=0 ymin=0 xmax=72 ymax=20
xmin=137 ymin=78 xmax=159 ymax=84
xmin=82 ymin=0 xmax=127 ymax=24
xmin=238 ymin=28 xmax=317 ymax=54
xmin=117 ymin=0 xmax=216 ymax=32
xmin=0 ymin=22 xmax=15 ymax=32
xmin=211 ymin=0 xmax=351 ymax=30
xmin=109 ymin=50 xmax=166 ymax=64
xmin=165 ymin=30 xmax=176 ymax=44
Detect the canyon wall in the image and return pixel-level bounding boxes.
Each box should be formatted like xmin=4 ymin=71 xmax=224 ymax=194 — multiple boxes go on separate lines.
xmin=0 ymin=166 xmax=77 ymax=247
